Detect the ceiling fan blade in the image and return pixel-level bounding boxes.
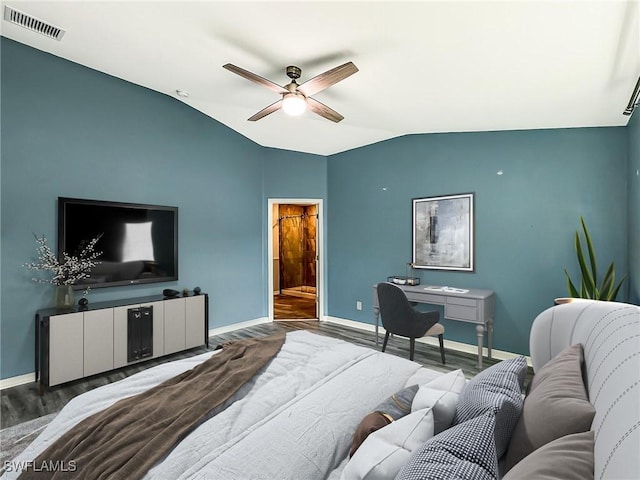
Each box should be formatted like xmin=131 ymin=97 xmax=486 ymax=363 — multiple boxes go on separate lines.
xmin=297 ymin=62 xmax=358 ymax=97
xmin=248 ymin=99 xmax=283 ymax=121
xmin=306 ymin=97 xmax=344 ymax=123
xmin=223 ymin=64 xmax=288 ymax=95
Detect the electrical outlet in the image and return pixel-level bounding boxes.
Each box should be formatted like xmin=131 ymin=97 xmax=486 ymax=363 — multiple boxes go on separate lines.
xmin=356 ymin=301 xmax=362 ymax=311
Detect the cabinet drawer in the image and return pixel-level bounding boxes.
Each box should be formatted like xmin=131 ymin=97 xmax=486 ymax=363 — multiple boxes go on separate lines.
xmin=445 ymin=304 xmax=478 ymax=322
xmin=164 ymin=297 xmax=186 ymax=354
xmin=49 ymin=312 xmax=84 ymax=386
xmin=446 ymin=296 xmax=478 ymax=307
xmin=185 ymin=295 xmax=205 ymax=349
xmin=84 ymin=308 xmax=114 ymax=377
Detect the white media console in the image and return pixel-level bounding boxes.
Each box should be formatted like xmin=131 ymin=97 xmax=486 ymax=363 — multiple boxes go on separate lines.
xmin=35 ymin=293 xmax=208 ymax=393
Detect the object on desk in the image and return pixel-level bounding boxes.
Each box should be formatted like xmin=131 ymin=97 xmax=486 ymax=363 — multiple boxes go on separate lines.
xmin=442 ymin=286 xmax=469 ymax=294
xmin=388 ymin=276 xmax=420 ymax=286
xmin=405 ymin=261 xmax=415 ymax=282
xmin=423 ymin=285 xmax=469 ymax=294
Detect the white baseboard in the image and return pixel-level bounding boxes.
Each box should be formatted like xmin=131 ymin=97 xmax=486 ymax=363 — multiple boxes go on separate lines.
xmin=208 ymin=317 xmax=270 ymax=337
xmin=323 ymin=316 xmax=532 ymax=366
xmin=0 ymin=372 xmax=36 ymax=390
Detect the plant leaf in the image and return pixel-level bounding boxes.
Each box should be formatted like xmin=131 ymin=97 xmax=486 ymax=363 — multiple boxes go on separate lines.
xmin=609 ymin=274 xmax=628 ymax=301
xmin=575 ymin=231 xmax=596 ymax=296
xmin=599 ymin=262 xmax=616 ymax=299
xmin=564 ymin=216 xmax=627 ymax=301
xmin=580 ymin=216 xmax=598 ymax=284
xmin=579 ymin=276 xmax=592 ymax=299
xmin=564 ymin=268 xmax=581 ymax=297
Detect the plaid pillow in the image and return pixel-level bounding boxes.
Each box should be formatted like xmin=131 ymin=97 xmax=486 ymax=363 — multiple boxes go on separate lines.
xmin=395 ymin=410 xmax=499 ymax=480
xmin=453 ymin=356 xmax=527 ymax=457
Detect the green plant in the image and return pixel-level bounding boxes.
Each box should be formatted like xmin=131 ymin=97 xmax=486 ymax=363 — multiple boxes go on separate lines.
xmin=563 ymin=216 xmax=627 ymax=301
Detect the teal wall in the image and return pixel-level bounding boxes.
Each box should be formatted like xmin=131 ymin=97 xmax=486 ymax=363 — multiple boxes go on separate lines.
xmin=629 ymin=112 xmax=640 ymax=304
xmin=1 ymin=37 xmax=635 ymax=379
xmin=327 ymin=129 xmax=629 ymax=355
xmin=0 ymin=39 xmax=325 ymax=379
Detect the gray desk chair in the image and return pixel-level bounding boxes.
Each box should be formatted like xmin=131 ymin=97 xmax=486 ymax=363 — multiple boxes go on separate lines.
xmin=377 ymin=282 xmax=445 ymax=363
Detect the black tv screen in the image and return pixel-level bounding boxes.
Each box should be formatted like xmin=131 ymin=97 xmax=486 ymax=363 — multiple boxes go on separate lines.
xmin=58 ymin=198 xmax=178 ymax=289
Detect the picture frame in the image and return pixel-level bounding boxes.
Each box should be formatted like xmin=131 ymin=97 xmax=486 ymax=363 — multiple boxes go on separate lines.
xmin=412 ymin=193 xmax=474 ymax=271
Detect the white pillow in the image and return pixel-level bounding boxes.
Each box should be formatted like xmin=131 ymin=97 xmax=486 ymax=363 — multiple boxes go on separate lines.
xmin=403 ymin=368 xmax=442 ymax=387
xmin=413 ymin=369 xmax=466 ymax=434
xmin=341 ymin=369 xmax=466 ymax=480
xmin=413 ymin=368 xmax=466 ymax=408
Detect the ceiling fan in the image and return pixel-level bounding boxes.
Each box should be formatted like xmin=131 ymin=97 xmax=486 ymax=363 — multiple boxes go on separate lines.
xmin=223 ymin=61 xmax=358 ymax=122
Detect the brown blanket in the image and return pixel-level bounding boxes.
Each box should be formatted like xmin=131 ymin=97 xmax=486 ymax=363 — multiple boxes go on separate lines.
xmin=20 ymin=333 xmax=286 ymax=480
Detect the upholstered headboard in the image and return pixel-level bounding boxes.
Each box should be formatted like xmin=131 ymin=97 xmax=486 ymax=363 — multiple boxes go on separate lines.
xmin=529 ymin=300 xmax=640 ymax=480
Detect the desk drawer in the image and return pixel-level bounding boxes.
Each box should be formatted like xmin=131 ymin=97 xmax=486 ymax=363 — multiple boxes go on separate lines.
xmin=446 ymin=304 xmax=478 ymax=322
xmin=446 ymin=296 xmax=478 ymax=307
xmin=414 ymin=293 xmax=445 ymax=304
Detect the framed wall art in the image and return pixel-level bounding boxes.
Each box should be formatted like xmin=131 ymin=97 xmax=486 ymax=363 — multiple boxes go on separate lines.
xmin=412 ymin=193 xmax=474 ymax=271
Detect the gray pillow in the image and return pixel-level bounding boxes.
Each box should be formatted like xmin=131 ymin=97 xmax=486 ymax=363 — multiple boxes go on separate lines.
xmin=376 ymin=384 xmax=419 ymax=420
xmin=502 ymin=431 xmax=594 ymax=479
xmin=349 ymin=385 xmax=419 ymax=457
xmin=453 ymin=356 xmax=527 ymax=458
xmin=395 ymin=410 xmax=499 ymax=480
xmin=502 ymin=344 xmax=595 ymax=472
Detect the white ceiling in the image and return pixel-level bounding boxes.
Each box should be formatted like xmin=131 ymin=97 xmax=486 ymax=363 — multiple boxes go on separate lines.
xmin=1 ymin=1 xmax=639 ymax=156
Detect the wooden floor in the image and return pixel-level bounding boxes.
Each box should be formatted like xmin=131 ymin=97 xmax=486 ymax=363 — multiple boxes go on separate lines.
xmin=273 ymin=293 xmax=316 ymax=319
xmin=0 ymin=320 xmax=517 ymax=429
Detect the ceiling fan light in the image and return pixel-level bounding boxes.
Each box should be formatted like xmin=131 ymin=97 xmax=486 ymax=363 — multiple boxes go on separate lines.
xmin=282 ymin=93 xmax=306 ymax=116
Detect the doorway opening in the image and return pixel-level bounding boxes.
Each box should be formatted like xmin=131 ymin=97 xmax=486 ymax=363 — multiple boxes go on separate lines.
xmin=268 ymin=199 xmax=322 ymax=321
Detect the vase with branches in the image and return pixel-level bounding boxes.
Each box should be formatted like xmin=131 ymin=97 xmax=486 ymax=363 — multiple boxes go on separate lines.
xmin=24 ymin=233 xmax=103 ymax=307
xmin=563 ymin=216 xmax=626 ymax=301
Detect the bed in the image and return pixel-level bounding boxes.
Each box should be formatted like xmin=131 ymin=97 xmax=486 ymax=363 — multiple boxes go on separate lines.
xmin=2 ymin=330 xmax=445 ymax=479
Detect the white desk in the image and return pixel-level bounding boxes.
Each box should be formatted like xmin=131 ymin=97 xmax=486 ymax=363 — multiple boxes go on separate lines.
xmin=373 ymin=284 xmax=495 ymax=369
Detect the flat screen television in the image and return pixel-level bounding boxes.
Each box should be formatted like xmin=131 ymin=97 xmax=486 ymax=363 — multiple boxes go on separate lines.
xmin=58 ymin=197 xmax=178 ymax=289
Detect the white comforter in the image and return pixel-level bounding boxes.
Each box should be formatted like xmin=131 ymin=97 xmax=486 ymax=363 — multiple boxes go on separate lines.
xmin=5 ymin=331 xmax=443 ymax=479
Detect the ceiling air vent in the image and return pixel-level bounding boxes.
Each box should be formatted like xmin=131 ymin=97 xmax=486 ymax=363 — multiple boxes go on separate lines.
xmin=3 ymin=6 xmax=65 ymax=41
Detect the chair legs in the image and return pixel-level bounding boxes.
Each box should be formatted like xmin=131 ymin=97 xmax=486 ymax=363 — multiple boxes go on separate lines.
xmin=382 ymin=331 xmax=390 ymax=352
xmin=383 ymin=332 xmax=445 ymax=365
